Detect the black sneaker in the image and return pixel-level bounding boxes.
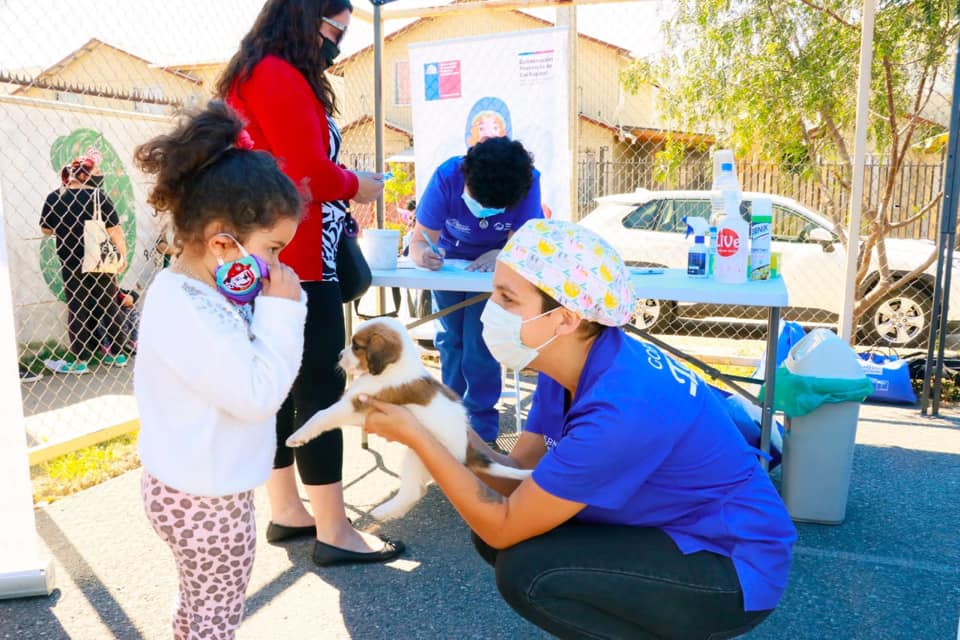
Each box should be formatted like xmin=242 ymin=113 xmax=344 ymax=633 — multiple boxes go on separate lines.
xmin=19 ymin=367 xmax=42 ymax=383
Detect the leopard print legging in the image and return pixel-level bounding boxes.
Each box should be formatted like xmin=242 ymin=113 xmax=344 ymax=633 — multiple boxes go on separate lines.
xmin=141 ymin=472 xmax=257 ymax=639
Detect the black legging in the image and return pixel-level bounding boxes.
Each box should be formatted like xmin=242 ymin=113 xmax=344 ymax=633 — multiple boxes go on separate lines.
xmin=274 ymin=281 xmax=346 ymax=485
xmin=472 ymin=524 xmax=773 ymax=640
xmin=62 ymin=269 xmax=127 ymax=360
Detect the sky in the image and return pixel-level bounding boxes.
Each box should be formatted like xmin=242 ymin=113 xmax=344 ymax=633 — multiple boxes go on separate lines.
xmin=0 ymin=0 xmax=668 ymax=73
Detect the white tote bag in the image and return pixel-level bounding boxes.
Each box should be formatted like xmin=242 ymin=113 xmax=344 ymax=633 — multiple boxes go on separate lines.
xmin=82 ymin=189 xmax=123 ymax=274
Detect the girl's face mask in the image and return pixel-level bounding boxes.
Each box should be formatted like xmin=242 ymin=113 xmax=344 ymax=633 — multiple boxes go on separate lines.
xmin=214 ymin=234 xmax=270 ymax=305
xmin=480 ymin=301 xmax=557 ymax=370
xmin=462 ymin=190 xmax=505 ymax=220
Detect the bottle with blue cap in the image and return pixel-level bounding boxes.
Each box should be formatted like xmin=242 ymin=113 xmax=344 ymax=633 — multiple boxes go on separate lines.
xmin=685 ymin=216 xmax=709 ymax=278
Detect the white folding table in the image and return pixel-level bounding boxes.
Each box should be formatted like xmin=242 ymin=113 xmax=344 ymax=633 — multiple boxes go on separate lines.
xmin=353 ymin=261 xmax=788 ymax=469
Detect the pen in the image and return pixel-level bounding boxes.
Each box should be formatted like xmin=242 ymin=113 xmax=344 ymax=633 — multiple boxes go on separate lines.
xmin=421 ymin=230 xmax=441 ymax=257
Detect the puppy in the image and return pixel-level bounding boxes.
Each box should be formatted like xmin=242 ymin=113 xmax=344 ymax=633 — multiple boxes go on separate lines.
xmin=286 ymin=316 xmax=530 ymax=521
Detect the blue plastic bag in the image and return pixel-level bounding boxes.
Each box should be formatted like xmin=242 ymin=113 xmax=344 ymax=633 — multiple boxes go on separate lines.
xmin=857 ymin=352 xmax=917 ymax=405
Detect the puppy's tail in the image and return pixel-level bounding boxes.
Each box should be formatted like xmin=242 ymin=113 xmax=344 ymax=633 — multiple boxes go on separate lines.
xmin=465 ymin=447 xmax=532 ymax=480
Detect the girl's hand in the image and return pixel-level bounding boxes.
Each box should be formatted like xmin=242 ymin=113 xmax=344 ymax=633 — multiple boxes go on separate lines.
xmin=352 ymin=172 xmax=385 ymax=204
xmin=262 ymin=262 xmax=302 ymax=301
xmin=360 ymin=396 xmax=426 ymax=446
xmin=465 ymin=248 xmax=499 ymax=272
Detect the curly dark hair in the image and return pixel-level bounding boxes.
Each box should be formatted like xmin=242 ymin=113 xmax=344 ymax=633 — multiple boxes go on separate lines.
xmin=215 ymin=0 xmax=353 ymax=115
xmin=461 ymin=137 xmax=534 ymax=209
xmin=134 ymin=100 xmax=303 ymax=248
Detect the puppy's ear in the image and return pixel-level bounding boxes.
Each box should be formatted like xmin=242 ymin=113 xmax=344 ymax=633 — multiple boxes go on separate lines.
xmin=366 ymin=333 xmax=391 ymax=375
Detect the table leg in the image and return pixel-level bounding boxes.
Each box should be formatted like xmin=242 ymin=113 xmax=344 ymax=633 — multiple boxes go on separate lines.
xmin=759 ymin=307 xmax=781 ymax=471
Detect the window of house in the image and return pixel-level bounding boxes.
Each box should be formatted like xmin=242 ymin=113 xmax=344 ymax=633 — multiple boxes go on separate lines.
xmin=394 ymin=60 xmax=410 ymax=107
xmin=56 ymin=92 xmax=82 ymax=104
xmin=133 ymin=86 xmax=166 ymax=115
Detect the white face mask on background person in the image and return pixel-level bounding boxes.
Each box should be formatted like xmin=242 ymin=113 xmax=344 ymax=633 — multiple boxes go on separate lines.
xmin=480 ymin=301 xmax=558 ymax=370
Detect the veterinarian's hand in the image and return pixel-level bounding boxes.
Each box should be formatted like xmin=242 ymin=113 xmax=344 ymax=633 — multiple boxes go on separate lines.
xmin=262 ymin=262 xmax=302 ymax=301
xmin=360 ymin=395 xmax=425 ymax=446
xmin=465 ymin=248 xmax=499 ymax=272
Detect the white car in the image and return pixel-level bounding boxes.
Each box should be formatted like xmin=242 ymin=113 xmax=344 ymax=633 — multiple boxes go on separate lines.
xmin=579 ymin=189 xmax=957 ymax=347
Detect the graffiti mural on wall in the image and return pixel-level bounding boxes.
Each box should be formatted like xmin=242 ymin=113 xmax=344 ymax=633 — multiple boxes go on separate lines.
xmin=40 ymin=129 xmax=137 ymax=302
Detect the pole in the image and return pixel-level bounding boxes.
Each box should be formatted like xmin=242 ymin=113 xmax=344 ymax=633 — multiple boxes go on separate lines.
xmin=838 ymin=0 xmax=876 ymax=343
xmin=0 ymin=180 xmax=55 ymax=599
xmin=557 ymin=4 xmax=578 ymax=220
xmin=921 ymin=37 xmax=960 ymax=416
xmin=373 ymin=1 xmax=386 ymax=315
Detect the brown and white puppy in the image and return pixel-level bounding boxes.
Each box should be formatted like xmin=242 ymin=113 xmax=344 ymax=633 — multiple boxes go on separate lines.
xmin=286 ymin=316 xmax=530 ymax=521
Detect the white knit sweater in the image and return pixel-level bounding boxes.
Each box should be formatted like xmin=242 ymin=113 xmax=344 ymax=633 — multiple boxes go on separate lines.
xmin=135 ymin=270 xmax=306 ymax=496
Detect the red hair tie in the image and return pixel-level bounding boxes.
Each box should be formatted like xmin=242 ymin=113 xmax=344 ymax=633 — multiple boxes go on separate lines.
xmin=236 ymin=130 xmax=254 ymax=150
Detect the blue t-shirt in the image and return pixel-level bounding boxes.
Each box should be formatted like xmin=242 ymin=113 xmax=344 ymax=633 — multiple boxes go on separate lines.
xmin=525 ymin=327 xmax=796 ymax=612
xmin=416 ymin=156 xmax=543 ymax=260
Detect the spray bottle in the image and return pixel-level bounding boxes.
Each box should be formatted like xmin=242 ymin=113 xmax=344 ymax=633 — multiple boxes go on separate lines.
xmin=685 ymin=216 xmax=709 ymax=278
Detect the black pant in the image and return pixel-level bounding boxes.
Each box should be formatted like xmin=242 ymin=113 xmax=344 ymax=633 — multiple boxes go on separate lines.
xmin=472 ymin=524 xmax=773 ymax=640
xmin=62 ymin=270 xmax=127 ymax=360
xmin=274 ymin=281 xmax=347 ymax=485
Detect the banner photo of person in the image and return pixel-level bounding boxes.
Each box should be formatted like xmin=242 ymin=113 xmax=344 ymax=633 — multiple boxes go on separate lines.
xmin=408 ymin=27 xmax=571 ymax=220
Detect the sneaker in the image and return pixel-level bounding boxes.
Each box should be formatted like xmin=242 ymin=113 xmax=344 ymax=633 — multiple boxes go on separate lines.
xmin=102 ymin=354 xmax=129 ymax=367
xmin=19 ymin=367 xmax=42 ymax=383
xmin=44 ymin=358 xmax=89 ymax=375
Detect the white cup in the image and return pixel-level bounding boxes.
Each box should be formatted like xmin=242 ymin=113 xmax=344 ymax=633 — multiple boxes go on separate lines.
xmin=360 ymin=229 xmax=400 ymax=270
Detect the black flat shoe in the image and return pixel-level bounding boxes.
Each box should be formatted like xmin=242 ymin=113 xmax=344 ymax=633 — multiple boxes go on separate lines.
xmin=312 ymin=537 xmax=406 ymax=567
xmin=266 ymin=522 xmax=317 ymax=543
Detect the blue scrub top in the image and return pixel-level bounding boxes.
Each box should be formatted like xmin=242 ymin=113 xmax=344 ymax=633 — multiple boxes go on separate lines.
xmin=416 ymin=156 xmax=543 ymax=260
xmin=525 ymin=327 xmax=797 ymax=612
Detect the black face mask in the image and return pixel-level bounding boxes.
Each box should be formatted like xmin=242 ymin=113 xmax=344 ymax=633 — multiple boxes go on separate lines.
xmin=320 ymin=36 xmax=340 ymax=67
xmin=87 ymin=175 xmax=104 ymax=189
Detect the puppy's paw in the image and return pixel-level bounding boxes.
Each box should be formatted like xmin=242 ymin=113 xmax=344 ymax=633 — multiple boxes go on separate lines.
xmin=285 ymin=426 xmax=317 ymax=448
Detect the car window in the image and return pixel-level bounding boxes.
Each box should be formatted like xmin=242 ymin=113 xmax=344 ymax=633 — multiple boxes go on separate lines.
xmin=655 ymin=199 xmax=710 ymax=233
xmin=621 ymin=201 xmax=659 ymax=231
xmin=772 ymin=204 xmax=828 ymax=242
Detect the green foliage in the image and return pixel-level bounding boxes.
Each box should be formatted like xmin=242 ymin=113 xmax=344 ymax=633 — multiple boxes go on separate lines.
xmin=32 ymin=433 xmax=140 ymax=505
xmin=622 ymin=0 xmax=958 ymax=319
xmin=383 ymin=161 xmax=415 ymax=209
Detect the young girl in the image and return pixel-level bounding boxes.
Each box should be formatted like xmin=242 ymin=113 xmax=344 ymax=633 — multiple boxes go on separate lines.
xmin=133 ymin=101 xmax=307 ymax=639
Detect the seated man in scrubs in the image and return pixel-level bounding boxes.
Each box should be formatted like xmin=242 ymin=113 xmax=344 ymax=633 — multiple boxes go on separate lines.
xmin=362 ymin=219 xmax=796 ymax=640
xmin=408 ymin=137 xmax=543 ymax=446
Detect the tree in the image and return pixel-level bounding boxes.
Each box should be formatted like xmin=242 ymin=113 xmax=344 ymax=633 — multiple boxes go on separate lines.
xmin=622 ymin=0 xmax=958 ymax=338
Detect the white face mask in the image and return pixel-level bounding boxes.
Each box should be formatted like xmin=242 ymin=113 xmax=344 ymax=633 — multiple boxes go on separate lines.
xmin=480 ymin=300 xmax=558 ymax=370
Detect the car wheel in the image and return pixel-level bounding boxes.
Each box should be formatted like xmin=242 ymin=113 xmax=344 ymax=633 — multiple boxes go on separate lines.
xmin=863 ymin=283 xmax=931 ymax=348
xmin=631 ymin=298 xmax=675 ymax=333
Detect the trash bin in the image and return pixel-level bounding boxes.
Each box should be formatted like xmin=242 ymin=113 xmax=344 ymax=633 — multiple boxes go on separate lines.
xmin=765 ymin=329 xmax=875 ymax=524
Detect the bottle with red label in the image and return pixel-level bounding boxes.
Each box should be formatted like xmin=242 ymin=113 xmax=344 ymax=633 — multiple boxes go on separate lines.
xmin=714 ymin=190 xmax=749 ymax=284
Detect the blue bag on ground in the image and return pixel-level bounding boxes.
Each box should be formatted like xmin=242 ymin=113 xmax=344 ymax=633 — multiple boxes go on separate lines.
xmin=856 ymin=352 xmax=917 ymax=405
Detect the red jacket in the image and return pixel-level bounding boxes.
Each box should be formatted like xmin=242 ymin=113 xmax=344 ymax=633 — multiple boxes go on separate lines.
xmin=227 ymin=55 xmax=359 ymax=281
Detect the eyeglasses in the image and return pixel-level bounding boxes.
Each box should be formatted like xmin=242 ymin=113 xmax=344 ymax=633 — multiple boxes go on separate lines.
xmin=321 ymin=16 xmax=348 ymax=42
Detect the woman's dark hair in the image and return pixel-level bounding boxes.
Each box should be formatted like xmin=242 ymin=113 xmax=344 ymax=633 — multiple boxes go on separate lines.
xmin=461 ymin=137 xmax=534 ymax=209
xmin=216 ymin=0 xmax=353 ymax=115
xmin=134 ymin=100 xmax=303 ymax=247
xmin=537 ymin=288 xmax=605 ymax=340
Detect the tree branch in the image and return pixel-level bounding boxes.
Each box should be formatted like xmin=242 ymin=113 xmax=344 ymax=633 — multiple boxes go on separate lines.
xmin=796 ymin=0 xmax=856 ymax=28
xmin=889 ymin=192 xmax=943 ymax=230
xmin=853 ymin=249 xmax=937 ymax=318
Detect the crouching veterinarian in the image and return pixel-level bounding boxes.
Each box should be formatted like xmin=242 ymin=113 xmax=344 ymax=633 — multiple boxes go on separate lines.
xmin=360 ymin=219 xmax=797 ymax=640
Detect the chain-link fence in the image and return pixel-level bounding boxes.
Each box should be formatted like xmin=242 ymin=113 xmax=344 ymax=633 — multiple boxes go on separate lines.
xmin=1 ymin=1 xmax=956 ymax=454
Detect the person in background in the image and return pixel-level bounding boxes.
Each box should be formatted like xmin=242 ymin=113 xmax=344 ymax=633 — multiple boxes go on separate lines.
xmin=219 ymin=0 xmax=401 ymax=566
xmin=134 ymin=101 xmax=307 ymax=639
xmin=408 ymin=137 xmax=542 ymax=446
xmin=362 ymin=219 xmax=796 ymax=640
xmin=40 ymin=155 xmax=129 ymax=374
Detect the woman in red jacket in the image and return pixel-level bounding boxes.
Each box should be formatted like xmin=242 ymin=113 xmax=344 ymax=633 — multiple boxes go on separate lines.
xmin=218 ymin=0 xmax=403 ymax=566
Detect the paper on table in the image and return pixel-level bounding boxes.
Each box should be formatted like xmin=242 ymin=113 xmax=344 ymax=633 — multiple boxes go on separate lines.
xmin=396 ymin=257 xmax=475 ymax=271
